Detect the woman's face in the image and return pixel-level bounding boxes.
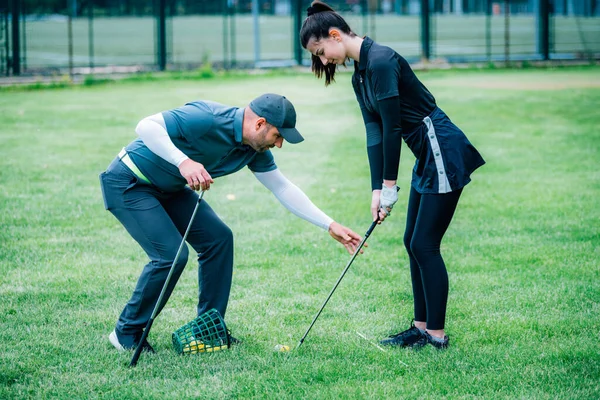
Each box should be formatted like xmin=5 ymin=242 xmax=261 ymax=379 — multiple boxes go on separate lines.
xmin=306 ymin=35 xmax=347 ymax=66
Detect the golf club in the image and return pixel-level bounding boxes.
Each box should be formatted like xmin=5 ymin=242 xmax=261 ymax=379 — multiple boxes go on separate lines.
xmin=130 ymin=190 xmax=205 ymax=367
xmin=296 ymin=218 xmax=379 ymax=349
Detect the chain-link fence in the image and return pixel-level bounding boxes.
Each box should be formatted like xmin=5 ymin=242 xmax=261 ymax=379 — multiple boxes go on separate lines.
xmin=3 ymin=0 xmax=599 ymax=75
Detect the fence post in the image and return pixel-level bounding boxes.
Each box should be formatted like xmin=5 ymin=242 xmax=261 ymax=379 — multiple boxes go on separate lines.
xmin=293 ymin=0 xmax=302 ymax=65
xmin=362 ymin=0 xmax=368 ymax=35
xmin=88 ymin=0 xmax=94 ymax=69
xmin=223 ymin=1 xmax=229 ymax=70
xmin=486 ymin=0 xmax=492 ymax=62
xmin=230 ymin=2 xmax=236 ymax=68
xmin=157 ymin=0 xmax=167 ymax=71
xmin=252 ymin=0 xmax=260 ymax=67
xmin=21 ymin=0 xmax=26 ymax=71
xmin=10 ymin=0 xmax=19 ymax=75
xmin=370 ymin=0 xmax=376 ymax=41
xmin=421 ymin=0 xmax=431 ymax=61
xmin=504 ymin=0 xmax=509 ymax=66
xmin=537 ymin=0 xmax=550 ymax=60
xmin=68 ymin=10 xmax=73 ymax=78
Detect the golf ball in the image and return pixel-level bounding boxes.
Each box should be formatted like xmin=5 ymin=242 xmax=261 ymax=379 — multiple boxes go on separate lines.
xmin=183 ymin=340 xmax=228 ymax=354
xmin=183 ymin=340 xmax=206 ymax=354
xmin=274 ymin=344 xmax=290 ymax=352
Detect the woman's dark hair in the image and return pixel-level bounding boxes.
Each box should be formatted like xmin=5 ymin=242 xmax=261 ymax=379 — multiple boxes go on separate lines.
xmin=300 ymin=1 xmax=355 ymax=86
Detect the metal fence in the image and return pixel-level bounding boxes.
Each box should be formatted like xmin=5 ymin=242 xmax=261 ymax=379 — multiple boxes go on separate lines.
xmin=1 ymin=7 xmax=7 ymax=75
xmin=3 ymin=0 xmax=599 ymax=76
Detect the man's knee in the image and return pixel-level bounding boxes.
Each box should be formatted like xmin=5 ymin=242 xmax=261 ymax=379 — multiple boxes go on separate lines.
xmin=188 ymin=222 xmax=233 ymax=256
xmin=162 ymin=246 xmax=189 ymax=270
xmin=213 ymin=224 xmax=233 ymax=248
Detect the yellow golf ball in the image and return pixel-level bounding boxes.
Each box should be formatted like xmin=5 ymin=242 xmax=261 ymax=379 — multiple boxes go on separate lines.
xmin=183 ymin=340 xmax=206 ymax=353
xmin=206 ymin=345 xmax=226 ymax=352
xmin=274 ymin=344 xmax=290 ymax=352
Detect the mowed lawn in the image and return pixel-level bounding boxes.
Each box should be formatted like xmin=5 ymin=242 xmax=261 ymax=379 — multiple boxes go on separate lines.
xmin=0 ymin=67 xmax=598 ymax=399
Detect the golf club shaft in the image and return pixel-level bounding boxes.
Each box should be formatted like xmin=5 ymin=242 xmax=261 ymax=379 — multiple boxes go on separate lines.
xmin=296 ymin=219 xmax=378 ymax=349
xmin=130 ymin=190 xmax=205 ymax=367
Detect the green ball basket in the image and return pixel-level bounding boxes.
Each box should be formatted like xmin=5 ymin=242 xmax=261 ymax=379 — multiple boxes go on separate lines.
xmin=172 ymin=308 xmax=230 ymax=355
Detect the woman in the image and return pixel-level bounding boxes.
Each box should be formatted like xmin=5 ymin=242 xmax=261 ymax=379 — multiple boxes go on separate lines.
xmin=300 ymin=1 xmax=485 ymax=349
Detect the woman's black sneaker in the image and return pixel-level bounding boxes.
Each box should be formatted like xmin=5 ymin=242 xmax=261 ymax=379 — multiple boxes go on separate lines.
xmin=413 ymin=331 xmax=449 ymax=350
xmin=379 ymin=323 xmax=425 ymax=347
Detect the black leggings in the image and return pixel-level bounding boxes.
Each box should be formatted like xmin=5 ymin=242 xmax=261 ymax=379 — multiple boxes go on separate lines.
xmin=403 ymin=186 xmax=462 ymax=330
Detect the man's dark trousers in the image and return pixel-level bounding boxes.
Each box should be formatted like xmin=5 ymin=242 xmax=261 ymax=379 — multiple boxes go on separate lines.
xmin=100 ymin=157 xmax=233 ymax=344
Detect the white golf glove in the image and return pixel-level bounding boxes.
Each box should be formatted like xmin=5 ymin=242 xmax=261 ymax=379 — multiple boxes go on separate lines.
xmin=380 ymin=183 xmax=399 ymax=215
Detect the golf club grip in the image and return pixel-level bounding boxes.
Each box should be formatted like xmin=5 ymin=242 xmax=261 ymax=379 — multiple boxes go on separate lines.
xmin=364 ymin=219 xmax=378 ymax=238
xmin=130 ymin=318 xmax=154 ymax=367
xmin=296 ymin=220 xmax=378 ymax=349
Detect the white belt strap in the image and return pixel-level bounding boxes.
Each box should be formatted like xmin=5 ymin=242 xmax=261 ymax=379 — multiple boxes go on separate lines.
xmin=423 ymin=116 xmax=452 ymax=194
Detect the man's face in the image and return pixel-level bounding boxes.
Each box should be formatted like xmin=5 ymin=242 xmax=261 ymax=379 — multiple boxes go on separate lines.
xmin=250 ymin=120 xmax=284 ymax=153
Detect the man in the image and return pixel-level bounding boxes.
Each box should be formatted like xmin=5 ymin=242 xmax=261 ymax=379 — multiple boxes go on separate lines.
xmin=100 ymin=93 xmax=362 ymax=352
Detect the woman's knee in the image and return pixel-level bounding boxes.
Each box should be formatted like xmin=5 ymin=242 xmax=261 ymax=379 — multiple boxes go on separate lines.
xmin=403 ymin=232 xmax=413 ymax=255
xmin=409 ymin=239 xmax=439 ymax=264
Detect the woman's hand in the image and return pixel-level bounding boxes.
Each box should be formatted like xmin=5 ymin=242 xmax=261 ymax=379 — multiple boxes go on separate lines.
xmin=371 ymin=190 xmax=388 ymax=223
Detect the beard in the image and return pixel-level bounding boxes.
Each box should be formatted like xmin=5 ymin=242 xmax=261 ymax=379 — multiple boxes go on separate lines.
xmin=251 ymin=127 xmax=273 ymax=153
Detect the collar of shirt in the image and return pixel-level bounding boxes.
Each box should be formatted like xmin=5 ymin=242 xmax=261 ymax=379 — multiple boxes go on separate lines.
xmin=234 ymin=107 xmax=244 ymax=144
xmin=356 ymin=36 xmax=373 ymax=72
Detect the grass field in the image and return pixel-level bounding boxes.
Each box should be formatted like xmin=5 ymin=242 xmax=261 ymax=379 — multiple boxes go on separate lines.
xmin=15 ymin=14 xmax=600 ymax=68
xmin=1 ymin=67 xmax=599 ymax=399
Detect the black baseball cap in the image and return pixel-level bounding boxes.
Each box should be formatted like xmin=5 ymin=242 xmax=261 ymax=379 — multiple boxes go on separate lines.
xmin=249 ymin=93 xmax=304 ymax=144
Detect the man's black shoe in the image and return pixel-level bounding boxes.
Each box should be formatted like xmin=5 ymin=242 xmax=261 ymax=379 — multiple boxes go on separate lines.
xmin=138 ymin=339 xmax=156 ymax=353
xmin=227 ymin=329 xmax=241 ymax=345
xmin=379 ymin=323 xmax=425 ymax=347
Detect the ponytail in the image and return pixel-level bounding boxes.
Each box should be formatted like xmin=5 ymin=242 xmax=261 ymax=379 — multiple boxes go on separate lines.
xmin=300 ymin=1 xmax=355 ymax=86
xmin=306 ymin=1 xmax=335 ymax=16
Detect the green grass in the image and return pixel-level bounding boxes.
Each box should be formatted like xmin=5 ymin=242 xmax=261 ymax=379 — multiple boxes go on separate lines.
xmin=16 ymin=14 xmax=600 ymax=68
xmin=1 ymin=67 xmax=599 ymax=399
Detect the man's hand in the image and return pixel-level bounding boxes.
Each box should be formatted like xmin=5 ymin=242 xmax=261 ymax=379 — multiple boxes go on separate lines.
xmin=328 ymin=222 xmax=363 ymax=254
xmin=178 ymin=159 xmax=214 ymax=191
xmin=371 ymin=190 xmax=388 ymax=223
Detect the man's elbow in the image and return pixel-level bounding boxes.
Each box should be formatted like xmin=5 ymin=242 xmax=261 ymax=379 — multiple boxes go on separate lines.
xmin=134 ymin=119 xmax=148 ymax=138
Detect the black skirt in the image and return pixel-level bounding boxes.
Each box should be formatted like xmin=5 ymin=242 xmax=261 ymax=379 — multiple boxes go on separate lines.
xmin=404 ymin=107 xmax=486 ymax=194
